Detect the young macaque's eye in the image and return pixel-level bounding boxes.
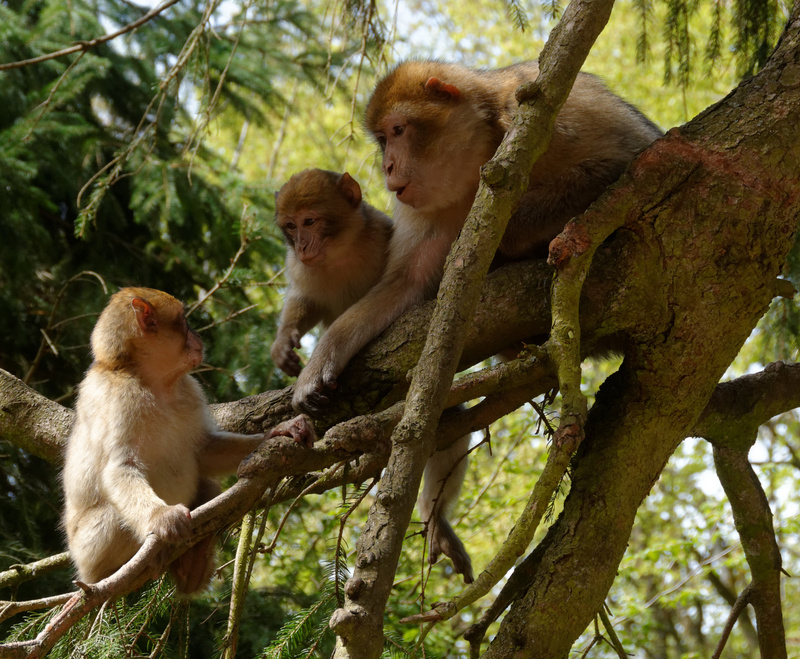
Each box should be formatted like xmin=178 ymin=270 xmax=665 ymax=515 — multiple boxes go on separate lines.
xmin=392 ymin=125 xmax=404 ymax=136
xmin=376 ymin=135 xmax=386 ymax=149
xmin=285 ymin=222 xmax=296 ymax=232
xmin=303 ymin=217 xmax=316 ymax=227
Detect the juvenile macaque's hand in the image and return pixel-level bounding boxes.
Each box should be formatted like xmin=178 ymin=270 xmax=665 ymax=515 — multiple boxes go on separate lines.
xmin=292 ymin=356 xmax=338 ymax=415
xmin=268 ymin=414 xmax=318 ymax=448
xmin=148 ymin=504 xmax=192 ymax=543
xmin=271 ymin=329 xmax=303 ymax=377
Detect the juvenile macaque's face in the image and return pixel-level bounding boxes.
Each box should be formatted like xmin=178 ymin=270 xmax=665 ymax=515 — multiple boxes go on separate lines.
xmin=173 ymin=312 xmax=204 ymax=370
xmin=131 ymin=296 xmax=204 ymax=377
xmin=277 ymin=210 xmax=336 ymax=266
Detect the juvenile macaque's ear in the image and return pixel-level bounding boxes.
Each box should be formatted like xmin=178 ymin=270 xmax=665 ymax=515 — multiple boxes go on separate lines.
xmin=424 ymin=77 xmax=461 ymax=101
xmin=337 ymin=172 xmax=362 ymax=207
xmin=131 ymin=297 xmax=158 ymax=333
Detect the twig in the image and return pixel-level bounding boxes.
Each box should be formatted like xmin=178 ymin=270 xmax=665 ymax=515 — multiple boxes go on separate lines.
xmin=187 ymin=212 xmax=251 ymax=317
xmin=711 ymin=583 xmax=753 ymax=659
xmin=407 ymin=415 xmax=582 ymax=626
xmin=0 ymin=0 xmax=182 ymax=71
xmin=24 ymin=53 xmax=85 ymax=140
xmin=0 ymin=553 xmax=72 ymax=592
xmin=0 ymin=594 xmax=74 ymax=626
xmin=23 ymin=272 xmax=107 ymax=385
xmin=598 ymin=605 xmax=629 ymax=658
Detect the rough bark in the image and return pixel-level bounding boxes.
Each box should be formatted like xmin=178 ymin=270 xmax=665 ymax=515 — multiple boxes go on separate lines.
xmin=481 ymin=4 xmax=800 ymax=656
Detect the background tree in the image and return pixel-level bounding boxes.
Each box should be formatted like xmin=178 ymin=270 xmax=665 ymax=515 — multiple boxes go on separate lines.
xmin=1 ymin=0 xmax=798 ymax=657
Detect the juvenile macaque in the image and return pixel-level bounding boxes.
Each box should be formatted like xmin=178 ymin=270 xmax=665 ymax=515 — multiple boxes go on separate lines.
xmin=62 ymin=287 xmax=266 ymax=594
xmin=271 ymin=168 xmax=393 ymax=377
xmin=272 ymin=169 xmax=473 ymax=581
xmin=293 ymin=60 xmax=662 ymax=411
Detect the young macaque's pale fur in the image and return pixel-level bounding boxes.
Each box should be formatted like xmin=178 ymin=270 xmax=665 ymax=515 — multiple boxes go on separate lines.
xmin=293 ymin=60 xmax=662 ymax=413
xmin=62 ymin=287 xmax=266 ymax=594
xmin=272 ymin=169 xmax=474 ymax=582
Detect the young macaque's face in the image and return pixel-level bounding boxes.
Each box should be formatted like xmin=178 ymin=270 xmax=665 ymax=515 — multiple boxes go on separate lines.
xmin=131 ymin=295 xmax=204 ymax=379
xmin=161 ymin=310 xmax=204 ymax=372
xmin=277 ymin=210 xmax=338 ymax=267
xmin=274 ymin=170 xmax=367 ymax=269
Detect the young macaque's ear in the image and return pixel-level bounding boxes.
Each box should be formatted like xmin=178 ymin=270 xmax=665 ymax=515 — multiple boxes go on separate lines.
xmin=424 ymin=77 xmax=461 ymax=101
xmin=337 ymin=172 xmax=362 ymax=208
xmin=131 ymin=297 xmax=158 ymax=333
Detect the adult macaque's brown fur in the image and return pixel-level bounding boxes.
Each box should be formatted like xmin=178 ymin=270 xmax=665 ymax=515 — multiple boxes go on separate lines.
xmin=273 ymin=169 xmax=474 ymax=582
xmin=293 ymin=60 xmax=661 ymax=414
xmin=62 ymin=287 xmax=266 ymax=594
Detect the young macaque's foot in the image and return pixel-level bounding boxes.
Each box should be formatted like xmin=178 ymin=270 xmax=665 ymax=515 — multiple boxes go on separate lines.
xmin=170 ymin=534 xmax=216 ymax=595
xmin=149 ymin=504 xmax=192 ymax=543
xmin=268 ymin=414 xmax=318 ymax=447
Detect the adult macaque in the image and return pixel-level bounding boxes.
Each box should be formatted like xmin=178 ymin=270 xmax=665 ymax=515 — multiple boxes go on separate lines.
xmin=272 ymin=169 xmax=473 ymax=581
xmin=271 ymin=168 xmax=393 ymax=377
xmin=63 ymin=287 xmax=268 ymax=594
xmin=293 ymin=60 xmax=662 ymax=412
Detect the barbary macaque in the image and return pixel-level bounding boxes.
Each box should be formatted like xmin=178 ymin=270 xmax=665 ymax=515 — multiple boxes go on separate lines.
xmin=62 ymin=287 xmax=267 ymax=594
xmin=293 ymin=60 xmax=662 ymax=411
xmin=270 ymin=168 xmax=393 ymax=377
xmin=272 ymin=169 xmax=474 ymax=581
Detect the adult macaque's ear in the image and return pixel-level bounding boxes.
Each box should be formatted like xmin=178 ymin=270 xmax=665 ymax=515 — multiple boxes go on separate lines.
xmin=131 ymin=297 xmax=158 ymax=333
xmin=424 ymin=77 xmax=462 ymax=101
xmin=337 ymin=172 xmax=363 ymax=207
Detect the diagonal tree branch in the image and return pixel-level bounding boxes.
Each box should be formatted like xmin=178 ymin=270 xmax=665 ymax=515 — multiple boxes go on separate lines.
xmin=328 ymin=0 xmax=619 ymax=655
xmin=712 ymin=446 xmax=787 ymax=658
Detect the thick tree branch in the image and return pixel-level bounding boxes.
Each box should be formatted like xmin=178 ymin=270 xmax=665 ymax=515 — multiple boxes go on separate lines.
xmin=0 ymin=370 xmax=72 ymax=463
xmin=482 ymin=2 xmax=800 ymax=652
xmin=693 ymin=361 xmax=800 ymax=450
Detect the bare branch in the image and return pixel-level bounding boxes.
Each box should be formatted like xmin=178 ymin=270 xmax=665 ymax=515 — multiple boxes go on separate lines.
xmin=713 ymin=446 xmax=788 ymax=657
xmin=0 ymin=594 xmax=73 ymax=626
xmin=0 ymin=0 xmax=182 ymax=72
xmin=0 ymin=553 xmax=72 ymax=593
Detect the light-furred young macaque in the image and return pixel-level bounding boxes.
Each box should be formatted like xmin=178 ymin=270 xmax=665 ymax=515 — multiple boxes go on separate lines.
xmin=271 ymin=168 xmax=393 ymax=377
xmin=293 ymin=60 xmax=662 ymax=412
xmin=63 ymin=287 xmax=266 ymax=594
xmin=272 ymin=169 xmax=473 ymax=582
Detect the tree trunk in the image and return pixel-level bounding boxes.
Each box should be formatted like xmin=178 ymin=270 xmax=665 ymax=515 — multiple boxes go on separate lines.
xmin=482 ymin=4 xmax=800 ymax=656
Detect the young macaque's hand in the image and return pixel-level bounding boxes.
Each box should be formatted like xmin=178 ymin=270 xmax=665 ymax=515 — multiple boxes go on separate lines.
xmin=271 ymin=329 xmax=303 ymax=377
xmin=292 ymin=356 xmax=338 ymax=415
xmin=268 ymin=414 xmax=318 ymax=448
xmin=148 ymin=504 xmax=192 ymax=544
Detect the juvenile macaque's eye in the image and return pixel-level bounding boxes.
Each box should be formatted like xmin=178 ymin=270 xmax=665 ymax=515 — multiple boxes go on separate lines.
xmin=392 ymin=125 xmax=404 ymax=136
xmin=303 ymin=217 xmax=316 ymax=227
xmin=376 ymin=135 xmax=386 ymax=149
xmin=285 ymin=222 xmax=296 ymax=232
